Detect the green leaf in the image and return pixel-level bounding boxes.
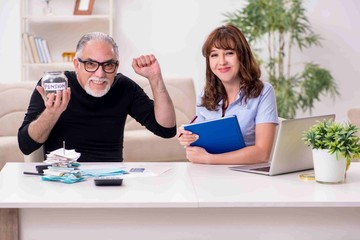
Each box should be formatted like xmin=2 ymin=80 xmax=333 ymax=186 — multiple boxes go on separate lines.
xmin=303 ymin=120 xmax=360 ymax=162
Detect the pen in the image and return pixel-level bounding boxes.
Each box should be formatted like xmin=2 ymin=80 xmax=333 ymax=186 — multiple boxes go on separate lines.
xmin=178 ymin=115 xmax=198 ymax=137
xmin=63 ymin=140 xmax=65 ymax=155
xmin=23 ymin=171 xmax=44 ymax=176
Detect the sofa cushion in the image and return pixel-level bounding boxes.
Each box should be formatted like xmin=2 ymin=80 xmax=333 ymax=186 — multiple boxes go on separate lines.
xmin=0 ymin=82 xmax=36 ymax=136
xmin=0 ymin=82 xmax=37 ymax=170
xmin=0 ymin=136 xmax=24 ymax=170
xmin=123 ymin=130 xmax=186 ymax=162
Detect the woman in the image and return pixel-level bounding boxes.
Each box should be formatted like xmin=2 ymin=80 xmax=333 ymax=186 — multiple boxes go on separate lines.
xmin=178 ymin=24 xmax=279 ymax=164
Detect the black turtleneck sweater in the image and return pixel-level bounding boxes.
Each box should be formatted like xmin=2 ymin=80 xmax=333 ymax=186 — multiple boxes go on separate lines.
xmin=18 ymin=72 xmax=176 ymax=162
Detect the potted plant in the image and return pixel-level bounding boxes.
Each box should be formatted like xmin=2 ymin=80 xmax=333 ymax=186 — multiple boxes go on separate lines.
xmin=224 ymin=0 xmax=339 ymax=118
xmin=303 ymin=119 xmax=360 ymax=183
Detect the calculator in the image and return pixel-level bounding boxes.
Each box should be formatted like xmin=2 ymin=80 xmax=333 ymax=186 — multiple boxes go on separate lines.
xmin=94 ymin=176 xmax=123 ymax=186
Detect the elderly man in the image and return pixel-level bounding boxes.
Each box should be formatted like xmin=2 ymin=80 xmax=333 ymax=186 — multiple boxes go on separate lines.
xmin=18 ymin=32 xmax=176 ymax=162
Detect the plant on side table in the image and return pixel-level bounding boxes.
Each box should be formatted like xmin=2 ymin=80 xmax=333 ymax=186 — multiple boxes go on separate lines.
xmin=303 ymin=119 xmax=360 ymax=184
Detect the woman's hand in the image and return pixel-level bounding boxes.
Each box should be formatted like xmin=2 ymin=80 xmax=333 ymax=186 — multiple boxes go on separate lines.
xmin=177 ymin=126 xmax=212 ymax=164
xmin=177 ymin=125 xmax=199 ymax=147
xmin=185 ymin=146 xmax=211 ymax=164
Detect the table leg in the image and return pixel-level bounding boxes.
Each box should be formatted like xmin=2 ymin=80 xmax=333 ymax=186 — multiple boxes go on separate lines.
xmin=0 ymin=208 xmax=19 ymax=240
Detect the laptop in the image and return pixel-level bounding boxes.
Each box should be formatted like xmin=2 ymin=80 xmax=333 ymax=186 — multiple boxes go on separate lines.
xmin=229 ymin=114 xmax=336 ymax=176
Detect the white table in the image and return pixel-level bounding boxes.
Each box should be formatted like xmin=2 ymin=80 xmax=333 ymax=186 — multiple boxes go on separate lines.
xmin=1 ymin=162 xmax=360 ymax=240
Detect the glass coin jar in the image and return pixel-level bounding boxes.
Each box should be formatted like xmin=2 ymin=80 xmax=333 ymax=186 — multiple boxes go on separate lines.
xmin=41 ymin=71 xmax=68 ymax=99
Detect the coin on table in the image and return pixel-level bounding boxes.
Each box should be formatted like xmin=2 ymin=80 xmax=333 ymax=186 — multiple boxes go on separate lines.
xmin=299 ymin=172 xmax=315 ymax=181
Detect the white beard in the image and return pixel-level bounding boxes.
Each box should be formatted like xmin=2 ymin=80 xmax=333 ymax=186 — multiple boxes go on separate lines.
xmin=84 ymin=77 xmax=111 ymax=97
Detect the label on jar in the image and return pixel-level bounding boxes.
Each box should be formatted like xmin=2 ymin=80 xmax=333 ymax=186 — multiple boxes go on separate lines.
xmin=43 ymin=82 xmax=67 ymax=91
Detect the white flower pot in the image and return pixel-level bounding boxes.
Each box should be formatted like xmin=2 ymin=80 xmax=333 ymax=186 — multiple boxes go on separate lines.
xmin=312 ymin=149 xmax=347 ymax=184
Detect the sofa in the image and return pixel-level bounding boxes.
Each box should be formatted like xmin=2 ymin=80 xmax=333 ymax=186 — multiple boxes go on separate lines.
xmin=0 ymin=78 xmax=196 ymax=170
xmin=0 ymin=81 xmax=36 ymax=170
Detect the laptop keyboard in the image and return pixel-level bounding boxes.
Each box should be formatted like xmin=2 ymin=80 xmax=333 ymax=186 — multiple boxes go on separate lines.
xmin=229 ymin=163 xmax=271 ymax=173
xmin=251 ymin=166 xmax=270 ymax=172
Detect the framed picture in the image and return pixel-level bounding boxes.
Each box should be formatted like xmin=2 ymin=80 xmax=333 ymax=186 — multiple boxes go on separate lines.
xmin=74 ymin=0 xmax=95 ymax=15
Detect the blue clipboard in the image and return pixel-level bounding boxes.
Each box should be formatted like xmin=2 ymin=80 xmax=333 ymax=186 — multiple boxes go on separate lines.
xmin=183 ymin=115 xmax=246 ymax=154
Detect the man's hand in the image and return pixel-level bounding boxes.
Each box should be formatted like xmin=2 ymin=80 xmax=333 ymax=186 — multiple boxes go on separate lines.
xmin=28 ymin=86 xmax=71 ymax=143
xmin=132 ymin=54 xmax=176 ymax=128
xmin=132 ymin=54 xmax=161 ymax=83
xmin=36 ymin=86 xmax=71 ymax=114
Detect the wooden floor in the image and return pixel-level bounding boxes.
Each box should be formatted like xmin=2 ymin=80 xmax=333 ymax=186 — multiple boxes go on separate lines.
xmin=0 ymin=209 xmax=18 ymax=240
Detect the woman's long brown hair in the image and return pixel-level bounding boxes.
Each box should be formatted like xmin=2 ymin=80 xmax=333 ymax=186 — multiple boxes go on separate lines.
xmin=201 ymin=24 xmax=263 ymax=112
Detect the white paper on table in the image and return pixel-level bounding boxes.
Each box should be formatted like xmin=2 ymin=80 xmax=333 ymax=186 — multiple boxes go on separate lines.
xmin=49 ymin=148 xmax=81 ymax=160
xmin=122 ymin=165 xmax=172 ymax=178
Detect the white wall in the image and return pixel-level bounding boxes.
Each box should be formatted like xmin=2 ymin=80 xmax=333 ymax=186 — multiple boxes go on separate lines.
xmin=300 ymin=1 xmax=360 ymax=121
xmin=1 ymin=0 xmax=359 ymax=122
xmin=114 ymin=0 xmax=243 ymax=93
xmin=0 ymin=0 xmax=21 ymax=83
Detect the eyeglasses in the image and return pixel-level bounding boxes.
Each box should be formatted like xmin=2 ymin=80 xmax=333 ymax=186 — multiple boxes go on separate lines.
xmin=77 ymin=58 xmax=119 ymax=74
